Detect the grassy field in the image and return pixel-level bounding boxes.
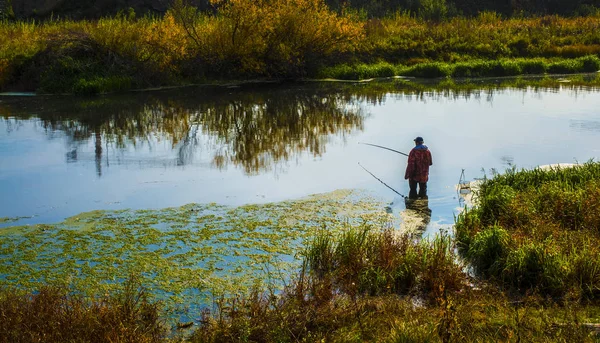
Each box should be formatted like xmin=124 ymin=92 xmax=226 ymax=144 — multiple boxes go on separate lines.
xmin=1 ymin=0 xmax=600 ymax=94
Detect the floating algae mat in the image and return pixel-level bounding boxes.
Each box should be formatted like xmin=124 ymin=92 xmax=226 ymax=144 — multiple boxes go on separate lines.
xmin=0 ymin=190 xmax=393 ymax=309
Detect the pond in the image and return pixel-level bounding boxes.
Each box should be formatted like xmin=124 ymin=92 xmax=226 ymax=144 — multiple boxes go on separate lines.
xmin=1 ymin=78 xmax=600 ymax=317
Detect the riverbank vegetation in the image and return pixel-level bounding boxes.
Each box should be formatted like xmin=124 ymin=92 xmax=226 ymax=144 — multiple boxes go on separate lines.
xmin=2 ymin=164 xmax=600 ymax=341
xmin=1 ymin=0 xmax=600 ymax=94
xmin=190 ymin=163 xmax=600 ymax=342
xmin=455 ymin=162 xmax=600 ymax=300
xmin=0 ymin=277 xmax=166 ymax=343
xmin=3 ymin=229 xmax=599 ymax=342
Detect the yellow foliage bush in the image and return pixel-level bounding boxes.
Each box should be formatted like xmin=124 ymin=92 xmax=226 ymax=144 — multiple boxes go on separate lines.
xmin=174 ymin=0 xmax=364 ymax=76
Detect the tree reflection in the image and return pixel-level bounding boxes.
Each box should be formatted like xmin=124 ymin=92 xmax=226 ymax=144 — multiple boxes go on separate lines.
xmin=3 ymin=79 xmax=596 ymax=176
xmin=0 ymin=86 xmax=366 ymax=176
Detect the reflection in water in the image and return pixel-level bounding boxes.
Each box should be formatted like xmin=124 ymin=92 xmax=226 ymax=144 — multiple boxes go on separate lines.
xmin=1 ymin=79 xmax=599 ymax=177
xmin=500 ymin=155 xmax=514 ymax=167
xmin=404 ymin=198 xmax=432 ymax=233
xmin=570 ymin=119 xmax=600 ymax=132
xmin=0 ymin=87 xmax=367 ymax=176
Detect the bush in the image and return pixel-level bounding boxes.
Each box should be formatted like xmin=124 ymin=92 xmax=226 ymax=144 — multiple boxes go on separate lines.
xmin=548 ymin=59 xmax=581 ymax=74
xmin=580 ymin=54 xmax=600 ymax=72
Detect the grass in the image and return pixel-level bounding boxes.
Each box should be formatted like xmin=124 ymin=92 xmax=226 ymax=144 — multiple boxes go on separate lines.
xmin=186 ymin=162 xmax=600 ymax=341
xmin=317 ymin=55 xmax=600 ymax=80
xmin=189 ymin=227 xmax=600 ymax=342
xmin=2 ymin=199 xmax=600 ymax=341
xmin=304 ymin=227 xmax=465 ymax=299
xmin=1 ymin=3 xmax=600 ymax=93
xmin=0 ymin=276 xmax=166 ymax=343
xmin=456 ymin=162 xmax=600 ymax=299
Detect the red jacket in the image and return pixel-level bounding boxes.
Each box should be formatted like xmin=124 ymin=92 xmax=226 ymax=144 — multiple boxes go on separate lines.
xmin=404 ymin=145 xmax=432 ymax=182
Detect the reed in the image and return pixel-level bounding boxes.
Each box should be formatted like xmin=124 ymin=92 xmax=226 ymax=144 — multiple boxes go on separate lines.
xmin=191 ymin=227 xmax=600 ymax=342
xmin=0 ymin=277 xmax=166 ymax=343
xmin=455 ymin=162 xmax=600 ymax=299
xmin=319 ymin=55 xmax=600 ymax=80
xmin=304 ymin=227 xmax=465 ymax=299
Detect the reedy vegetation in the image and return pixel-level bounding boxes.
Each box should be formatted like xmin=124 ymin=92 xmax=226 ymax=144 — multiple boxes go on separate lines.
xmin=189 ymin=164 xmax=600 ymax=342
xmin=0 ymin=277 xmax=165 ymax=343
xmin=456 ymin=162 xmax=600 ymax=299
xmin=1 ymin=1 xmax=600 ymax=93
xmin=3 ymin=193 xmax=600 ymax=341
xmin=191 ymin=227 xmax=600 ymax=342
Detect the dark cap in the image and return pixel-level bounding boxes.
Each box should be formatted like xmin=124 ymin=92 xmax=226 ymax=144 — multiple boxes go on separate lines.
xmin=414 ymin=136 xmax=424 ymax=143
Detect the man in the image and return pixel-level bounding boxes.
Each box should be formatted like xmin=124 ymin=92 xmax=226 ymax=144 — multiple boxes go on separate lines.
xmin=404 ymin=136 xmax=433 ymax=199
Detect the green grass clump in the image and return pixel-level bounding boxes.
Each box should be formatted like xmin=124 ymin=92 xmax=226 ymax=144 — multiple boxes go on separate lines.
xmin=317 ymin=56 xmax=600 ymax=81
xmin=317 ymin=62 xmax=398 ymax=80
xmin=467 ymin=225 xmax=510 ymax=277
xmin=456 ymin=162 xmax=600 ymax=299
xmin=520 ymin=58 xmax=549 ymax=74
xmin=403 ymin=62 xmax=452 ymax=78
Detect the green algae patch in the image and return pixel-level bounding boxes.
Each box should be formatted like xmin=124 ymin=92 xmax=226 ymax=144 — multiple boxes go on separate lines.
xmin=0 ymin=190 xmax=392 ymax=309
xmin=0 ymin=216 xmax=31 ymax=225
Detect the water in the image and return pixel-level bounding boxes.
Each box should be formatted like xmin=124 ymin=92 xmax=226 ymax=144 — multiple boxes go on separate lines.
xmin=1 ymin=81 xmax=600 ymax=234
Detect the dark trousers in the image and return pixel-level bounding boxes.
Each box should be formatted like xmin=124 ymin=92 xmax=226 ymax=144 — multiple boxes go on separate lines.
xmin=408 ymin=180 xmax=428 ymax=199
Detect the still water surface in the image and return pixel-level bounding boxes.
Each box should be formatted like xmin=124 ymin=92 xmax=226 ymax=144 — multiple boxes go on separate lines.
xmin=2 ymin=81 xmax=600 ymax=233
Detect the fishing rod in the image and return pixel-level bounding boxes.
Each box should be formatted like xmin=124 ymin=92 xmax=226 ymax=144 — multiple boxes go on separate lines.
xmin=359 ymin=142 xmax=409 ymax=157
xmin=358 ymin=162 xmax=406 ymax=198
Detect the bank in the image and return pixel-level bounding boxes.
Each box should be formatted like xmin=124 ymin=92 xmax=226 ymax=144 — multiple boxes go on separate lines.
xmin=1 ymin=6 xmax=600 ymax=95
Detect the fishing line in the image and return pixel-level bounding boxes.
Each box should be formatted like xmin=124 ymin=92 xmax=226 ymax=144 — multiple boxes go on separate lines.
xmin=358 ymin=162 xmax=406 ymax=198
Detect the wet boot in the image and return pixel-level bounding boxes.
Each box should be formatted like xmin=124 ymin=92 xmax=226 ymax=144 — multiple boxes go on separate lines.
xmin=408 ymin=180 xmax=419 ymax=199
xmin=418 ymin=182 xmax=428 ymax=199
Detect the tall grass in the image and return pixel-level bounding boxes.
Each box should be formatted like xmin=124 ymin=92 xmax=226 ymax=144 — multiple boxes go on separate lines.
xmin=455 ymin=162 xmax=600 ymax=299
xmin=318 ymin=55 xmax=600 ymax=80
xmin=0 ymin=277 xmax=166 ymax=343
xmin=305 ymin=227 xmax=465 ymax=300
xmin=190 ymin=227 xmax=600 ymax=342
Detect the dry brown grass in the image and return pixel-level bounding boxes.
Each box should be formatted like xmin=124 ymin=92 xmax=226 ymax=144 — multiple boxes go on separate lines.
xmin=0 ymin=278 xmax=166 ymax=343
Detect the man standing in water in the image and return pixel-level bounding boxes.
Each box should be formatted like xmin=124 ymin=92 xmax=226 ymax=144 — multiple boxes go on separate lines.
xmin=405 ymin=136 xmax=433 ymax=199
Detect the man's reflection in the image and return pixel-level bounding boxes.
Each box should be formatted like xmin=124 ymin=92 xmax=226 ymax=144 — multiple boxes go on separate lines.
xmin=404 ymin=197 xmax=432 ymax=232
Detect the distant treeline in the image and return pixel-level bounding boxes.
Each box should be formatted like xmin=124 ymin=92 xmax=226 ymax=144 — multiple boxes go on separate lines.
xmin=3 ymin=0 xmax=600 ymax=20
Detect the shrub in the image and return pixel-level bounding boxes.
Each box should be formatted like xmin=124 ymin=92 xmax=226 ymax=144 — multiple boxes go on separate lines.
xmin=548 ymin=59 xmax=582 ymax=74
xmin=580 ymin=54 xmax=600 ymax=72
